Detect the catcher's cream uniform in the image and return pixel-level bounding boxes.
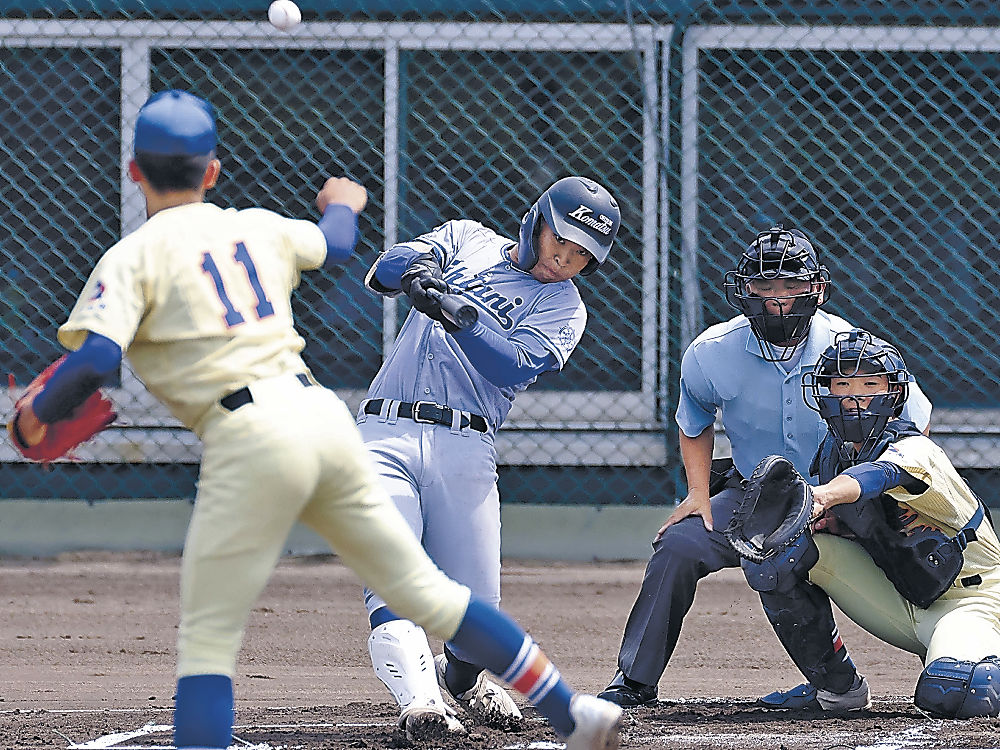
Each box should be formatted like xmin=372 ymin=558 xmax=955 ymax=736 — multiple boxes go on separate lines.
xmin=810 ymin=435 xmax=1000 ymax=664
xmin=58 ymin=201 xmax=469 ymax=677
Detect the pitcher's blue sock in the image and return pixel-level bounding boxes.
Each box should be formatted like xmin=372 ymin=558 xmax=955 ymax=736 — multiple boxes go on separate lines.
xmin=174 ymin=674 xmax=233 ymax=748
xmin=450 ymin=597 xmax=575 ymax=735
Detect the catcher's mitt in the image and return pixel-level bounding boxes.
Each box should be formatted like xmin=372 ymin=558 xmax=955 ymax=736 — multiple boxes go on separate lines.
xmin=7 ymin=356 xmax=116 ymax=463
xmin=723 ymin=455 xmax=814 ymax=564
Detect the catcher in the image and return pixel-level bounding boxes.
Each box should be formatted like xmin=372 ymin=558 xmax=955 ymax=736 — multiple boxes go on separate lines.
xmin=726 ymin=329 xmax=1000 ymax=718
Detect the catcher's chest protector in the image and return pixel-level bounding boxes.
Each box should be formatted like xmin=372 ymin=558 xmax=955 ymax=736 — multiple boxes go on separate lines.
xmin=816 ymin=424 xmax=980 ymax=609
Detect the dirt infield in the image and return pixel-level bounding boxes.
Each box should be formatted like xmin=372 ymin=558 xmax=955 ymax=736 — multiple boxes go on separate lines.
xmin=1 ymin=552 xmax=997 ymax=749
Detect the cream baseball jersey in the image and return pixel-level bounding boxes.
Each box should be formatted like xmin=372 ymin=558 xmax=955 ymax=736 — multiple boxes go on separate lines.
xmin=57 ymin=202 xmax=326 ymax=432
xmin=882 ymin=435 xmax=1000 ymax=577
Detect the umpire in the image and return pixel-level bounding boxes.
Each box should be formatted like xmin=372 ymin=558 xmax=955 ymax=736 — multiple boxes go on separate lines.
xmin=597 ymin=227 xmax=933 ymax=709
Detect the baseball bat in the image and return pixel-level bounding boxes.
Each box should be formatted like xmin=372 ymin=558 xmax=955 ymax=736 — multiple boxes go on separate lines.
xmin=425 ymin=288 xmax=479 ymax=330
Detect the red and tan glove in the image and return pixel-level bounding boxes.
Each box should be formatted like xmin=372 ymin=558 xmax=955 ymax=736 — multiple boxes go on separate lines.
xmin=8 ymin=356 xmax=116 ymax=462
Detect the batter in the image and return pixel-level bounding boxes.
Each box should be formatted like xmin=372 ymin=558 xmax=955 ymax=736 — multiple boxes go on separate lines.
xmin=359 ymin=176 xmax=622 ymax=737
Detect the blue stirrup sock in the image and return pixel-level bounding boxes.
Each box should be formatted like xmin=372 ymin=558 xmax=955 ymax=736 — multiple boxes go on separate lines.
xmin=368 ymin=605 xmax=399 ymax=629
xmin=449 ymin=597 xmax=575 ymax=735
xmin=441 ymin=643 xmax=486 ymax=695
xmin=174 ymin=674 xmax=233 ymax=749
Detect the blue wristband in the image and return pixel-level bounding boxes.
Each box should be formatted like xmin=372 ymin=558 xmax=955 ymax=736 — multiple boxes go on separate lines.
xmin=318 ymin=203 xmax=359 ymax=267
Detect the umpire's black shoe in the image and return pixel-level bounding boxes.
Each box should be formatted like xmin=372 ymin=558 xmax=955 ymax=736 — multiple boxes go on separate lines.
xmin=597 ymin=670 xmax=657 ymax=708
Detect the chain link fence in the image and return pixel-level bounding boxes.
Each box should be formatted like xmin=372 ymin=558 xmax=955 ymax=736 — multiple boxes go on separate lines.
xmin=1 ymin=1 xmax=998 ymax=506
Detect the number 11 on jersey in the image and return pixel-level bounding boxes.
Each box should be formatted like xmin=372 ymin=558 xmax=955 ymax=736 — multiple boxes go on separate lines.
xmin=201 ymin=241 xmax=275 ymax=327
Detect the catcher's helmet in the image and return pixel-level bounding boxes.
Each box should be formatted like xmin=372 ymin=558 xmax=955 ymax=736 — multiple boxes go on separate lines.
xmin=724 ymin=226 xmax=831 ymax=361
xmin=516 ymin=176 xmax=620 ymax=276
xmin=803 ymin=329 xmax=910 ymax=459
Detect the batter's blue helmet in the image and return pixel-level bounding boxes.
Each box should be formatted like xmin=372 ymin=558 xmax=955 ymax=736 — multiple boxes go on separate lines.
xmin=516 ymin=176 xmax=620 ymax=276
xmin=802 ymin=329 xmax=910 ymax=459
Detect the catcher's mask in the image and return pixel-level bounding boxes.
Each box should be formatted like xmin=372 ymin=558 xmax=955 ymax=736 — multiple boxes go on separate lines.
xmin=803 ymin=329 xmax=910 ymax=462
xmin=724 ymin=226 xmax=831 ymax=361
xmin=516 ymin=176 xmax=621 ymax=276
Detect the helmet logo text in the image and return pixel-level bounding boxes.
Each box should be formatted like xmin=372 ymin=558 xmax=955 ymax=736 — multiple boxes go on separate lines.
xmin=567 ymin=205 xmax=614 ymax=235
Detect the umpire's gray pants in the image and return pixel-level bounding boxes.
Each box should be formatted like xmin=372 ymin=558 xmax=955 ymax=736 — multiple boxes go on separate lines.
xmin=616 ymin=486 xmax=743 ymax=685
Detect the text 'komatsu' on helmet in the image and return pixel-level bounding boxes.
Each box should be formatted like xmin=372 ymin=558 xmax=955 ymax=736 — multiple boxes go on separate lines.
xmin=724 ymin=226 xmax=831 ymax=361
xmin=802 ymin=329 xmax=910 ymax=460
xmin=516 ymin=176 xmax=621 ymax=276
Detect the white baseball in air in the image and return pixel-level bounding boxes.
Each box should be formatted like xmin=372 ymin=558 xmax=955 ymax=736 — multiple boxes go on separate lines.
xmin=268 ymin=0 xmax=302 ymax=31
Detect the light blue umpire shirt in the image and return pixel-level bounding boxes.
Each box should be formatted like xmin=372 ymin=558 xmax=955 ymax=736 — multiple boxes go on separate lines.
xmin=675 ymin=309 xmax=933 ymax=480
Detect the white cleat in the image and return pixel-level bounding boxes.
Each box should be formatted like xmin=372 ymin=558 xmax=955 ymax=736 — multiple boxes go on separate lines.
xmin=434 ymin=653 xmax=524 ymax=729
xmin=816 ymin=674 xmax=872 ymax=712
xmin=399 ymin=703 xmax=467 ymax=742
xmin=565 ymin=694 xmax=623 ymax=750
xmin=369 ymin=621 xmax=468 ymax=741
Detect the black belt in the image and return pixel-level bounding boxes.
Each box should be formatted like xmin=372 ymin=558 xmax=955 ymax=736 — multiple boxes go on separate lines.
xmin=220 ymin=373 xmax=313 ymax=412
xmin=363 ymin=399 xmax=488 ymax=433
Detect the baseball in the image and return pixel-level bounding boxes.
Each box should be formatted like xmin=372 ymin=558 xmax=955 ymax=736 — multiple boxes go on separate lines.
xmin=268 ymin=0 xmax=301 ymax=31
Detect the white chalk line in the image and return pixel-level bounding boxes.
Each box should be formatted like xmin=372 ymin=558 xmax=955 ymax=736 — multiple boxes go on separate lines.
xmin=73 ymin=721 xmax=1000 ymax=750
xmin=57 ymin=701 xmax=1000 ymax=750
xmin=66 ymin=719 xmax=568 ymax=750
xmin=631 ymin=716 xmax=1000 ymax=750
xmin=1 ymin=707 xmax=174 ymax=714
xmin=856 ymin=718 xmax=1000 ymax=750
xmin=67 ymin=722 xmax=172 ymax=749
xmin=7 ymin=704 xmax=360 ymax=715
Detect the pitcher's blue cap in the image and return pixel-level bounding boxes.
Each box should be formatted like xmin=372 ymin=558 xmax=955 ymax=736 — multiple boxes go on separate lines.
xmin=134 ymin=90 xmax=216 ymax=156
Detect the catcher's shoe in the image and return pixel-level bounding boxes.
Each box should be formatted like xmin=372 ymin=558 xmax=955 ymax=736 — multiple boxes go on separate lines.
xmin=597 ymin=670 xmax=657 ymax=708
xmin=565 ymin=694 xmax=623 ymax=750
xmin=758 ymin=682 xmax=821 ymax=709
xmin=399 ymin=703 xmax=467 ymax=742
xmin=759 ymin=676 xmax=871 ymax=712
xmin=434 ymin=654 xmax=524 ymax=729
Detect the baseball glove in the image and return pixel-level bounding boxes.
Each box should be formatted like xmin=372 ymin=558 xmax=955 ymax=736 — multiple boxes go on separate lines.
xmin=8 ymin=356 xmax=116 ymax=463
xmin=723 ymin=455 xmax=814 ymax=564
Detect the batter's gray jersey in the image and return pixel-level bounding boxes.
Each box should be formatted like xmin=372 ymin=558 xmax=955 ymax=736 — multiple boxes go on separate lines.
xmin=366 ymin=219 xmax=587 ymax=428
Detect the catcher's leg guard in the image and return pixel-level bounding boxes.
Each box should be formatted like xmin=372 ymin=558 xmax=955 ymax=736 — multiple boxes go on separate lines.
xmin=368 ymin=619 xmax=463 ymax=733
xmin=915 ymin=656 xmax=1000 ymax=718
xmin=744 ymin=535 xmax=857 ymax=695
xmin=742 ymin=531 xmax=817 ymax=594
xmin=758 ymin=583 xmax=859 ymax=694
